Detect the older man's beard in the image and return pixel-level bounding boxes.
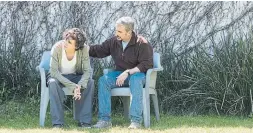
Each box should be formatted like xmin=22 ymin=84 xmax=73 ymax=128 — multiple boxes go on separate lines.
xmin=116 ymin=35 xmax=122 ymax=40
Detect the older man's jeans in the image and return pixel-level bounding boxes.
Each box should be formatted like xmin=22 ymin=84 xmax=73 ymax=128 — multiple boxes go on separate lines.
xmin=98 ymin=71 xmax=145 ymax=124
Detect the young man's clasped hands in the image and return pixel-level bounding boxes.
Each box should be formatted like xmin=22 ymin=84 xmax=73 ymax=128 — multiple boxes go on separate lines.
xmin=73 ymin=85 xmax=81 ymax=100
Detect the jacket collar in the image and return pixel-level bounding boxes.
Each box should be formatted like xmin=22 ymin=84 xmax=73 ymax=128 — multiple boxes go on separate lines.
xmin=128 ymin=31 xmax=137 ymax=46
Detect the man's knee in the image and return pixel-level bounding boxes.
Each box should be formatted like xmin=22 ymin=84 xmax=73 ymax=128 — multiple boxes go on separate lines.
xmin=98 ymin=75 xmax=107 ymax=84
xmin=48 ymin=78 xmax=61 ymax=91
xmin=48 ymin=78 xmax=60 ymax=85
xmin=98 ymin=75 xmax=113 ymax=91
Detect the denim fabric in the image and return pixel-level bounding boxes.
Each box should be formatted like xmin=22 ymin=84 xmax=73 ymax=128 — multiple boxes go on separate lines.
xmin=98 ymin=71 xmax=145 ymax=123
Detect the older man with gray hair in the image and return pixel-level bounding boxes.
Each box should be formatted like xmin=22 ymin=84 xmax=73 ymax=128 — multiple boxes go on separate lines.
xmin=89 ymin=16 xmax=153 ymax=129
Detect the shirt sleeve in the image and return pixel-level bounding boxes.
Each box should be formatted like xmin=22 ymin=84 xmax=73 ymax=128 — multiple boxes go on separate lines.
xmin=89 ymin=38 xmax=112 ymax=58
xmin=77 ymin=46 xmax=90 ymax=89
xmin=136 ymin=43 xmax=153 ymax=72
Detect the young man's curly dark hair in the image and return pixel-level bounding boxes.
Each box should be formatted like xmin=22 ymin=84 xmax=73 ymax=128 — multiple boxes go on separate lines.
xmin=62 ymin=28 xmax=87 ymax=50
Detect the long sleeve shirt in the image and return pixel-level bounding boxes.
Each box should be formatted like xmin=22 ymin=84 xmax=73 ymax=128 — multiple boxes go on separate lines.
xmin=50 ymin=41 xmax=90 ymax=90
xmin=89 ymin=32 xmax=153 ymax=72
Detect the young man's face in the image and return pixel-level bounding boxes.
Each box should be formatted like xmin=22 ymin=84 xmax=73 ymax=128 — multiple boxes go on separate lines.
xmin=115 ymin=24 xmax=131 ymax=42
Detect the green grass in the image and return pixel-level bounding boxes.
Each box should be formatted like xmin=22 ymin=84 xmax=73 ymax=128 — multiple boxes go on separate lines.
xmin=1 ymin=113 xmax=253 ymax=133
xmin=1 ymin=101 xmax=253 ymax=133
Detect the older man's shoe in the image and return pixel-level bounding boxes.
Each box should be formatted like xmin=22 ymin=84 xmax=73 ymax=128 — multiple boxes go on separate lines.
xmin=128 ymin=122 xmax=141 ymax=129
xmin=92 ymin=120 xmax=112 ymax=128
xmin=78 ymin=122 xmax=91 ymax=128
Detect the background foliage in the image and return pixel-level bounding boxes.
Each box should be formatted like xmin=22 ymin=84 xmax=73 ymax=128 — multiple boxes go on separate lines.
xmin=1 ymin=1 xmax=253 ymax=116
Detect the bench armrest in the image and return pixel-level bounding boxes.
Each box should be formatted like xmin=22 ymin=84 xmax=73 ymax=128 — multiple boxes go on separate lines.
xmin=37 ymin=67 xmax=47 ymax=90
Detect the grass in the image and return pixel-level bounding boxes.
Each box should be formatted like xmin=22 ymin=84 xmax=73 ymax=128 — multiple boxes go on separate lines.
xmin=1 ymin=101 xmax=253 ymax=133
xmin=1 ymin=113 xmax=253 ymax=133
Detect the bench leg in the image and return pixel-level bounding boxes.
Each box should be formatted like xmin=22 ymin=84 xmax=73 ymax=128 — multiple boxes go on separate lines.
xmin=151 ymin=93 xmax=160 ymax=121
xmin=40 ymin=87 xmax=49 ymax=127
xmin=122 ymin=96 xmax=130 ymax=119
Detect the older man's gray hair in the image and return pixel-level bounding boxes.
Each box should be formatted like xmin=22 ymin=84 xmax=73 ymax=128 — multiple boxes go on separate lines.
xmin=116 ymin=16 xmax=135 ymax=32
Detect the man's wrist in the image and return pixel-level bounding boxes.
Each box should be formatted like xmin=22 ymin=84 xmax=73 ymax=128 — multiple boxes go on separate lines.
xmin=125 ymin=69 xmax=131 ymax=75
xmin=75 ymin=84 xmax=81 ymax=89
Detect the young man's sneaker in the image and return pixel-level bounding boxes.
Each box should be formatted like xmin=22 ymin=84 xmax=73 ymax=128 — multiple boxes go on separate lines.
xmin=92 ymin=120 xmax=112 ymax=128
xmin=128 ymin=122 xmax=141 ymax=129
xmin=52 ymin=124 xmax=64 ymax=128
xmin=78 ymin=122 xmax=91 ymax=128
